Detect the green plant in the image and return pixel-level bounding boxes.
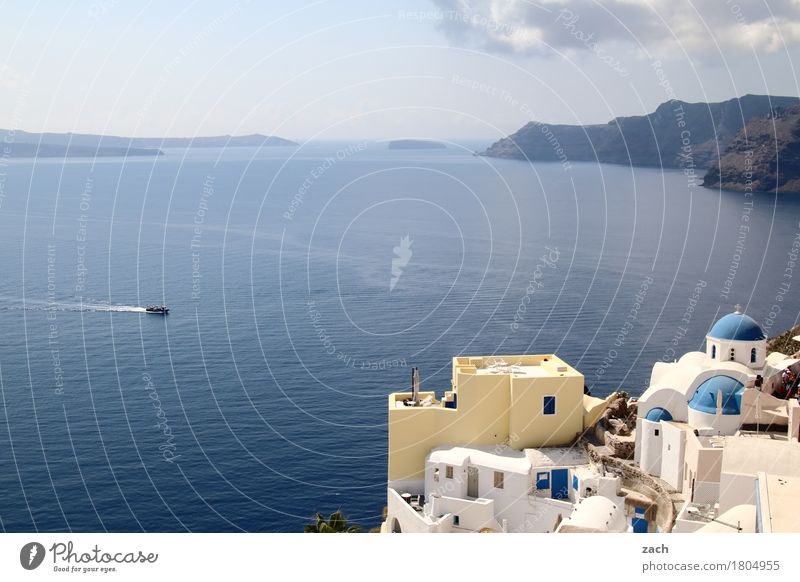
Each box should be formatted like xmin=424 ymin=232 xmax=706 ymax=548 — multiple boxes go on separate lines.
xmin=304 ymin=510 xmax=362 ymax=533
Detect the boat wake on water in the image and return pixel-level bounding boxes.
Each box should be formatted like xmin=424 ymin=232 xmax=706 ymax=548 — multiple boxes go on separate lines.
xmin=0 ymin=297 xmax=148 ymax=313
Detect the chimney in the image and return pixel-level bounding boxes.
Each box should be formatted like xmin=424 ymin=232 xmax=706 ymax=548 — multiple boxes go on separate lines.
xmin=411 ymin=367 xmax=420 ymax=406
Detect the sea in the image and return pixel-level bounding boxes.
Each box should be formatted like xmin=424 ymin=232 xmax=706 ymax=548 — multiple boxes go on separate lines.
xmin=0 ymin=141 xmax=798 ymax=532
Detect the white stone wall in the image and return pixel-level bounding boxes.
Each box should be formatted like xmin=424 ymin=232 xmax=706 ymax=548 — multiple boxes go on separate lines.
xmin=789 ymin=401 xmax=800 ymax=442
xmin=693 ymin=480 xmax=719 ymax=505
xmin=639 ymin=419 xmax=664 ymax=476
xmin=474 ymin=469 xmax=530 ymax=533
xmin=386 ymin=488 xmax=439 ymax=533
xmin=428 ymin=495 xmax=498 ymax=531
xmin=425 ymin=460 xmax=467 ymax=499
xmin=660 ymin=423 xmax=686 ymax=491
xmin=522 ymin=497 xmax=574 ymax=533
xmin=719 ymin=472 xmax=757 ymax=513
xmin=708 ymin=338 xmax=765 ymax=369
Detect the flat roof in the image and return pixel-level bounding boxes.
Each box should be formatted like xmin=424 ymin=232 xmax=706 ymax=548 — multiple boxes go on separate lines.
xmin=721 ymin=437 xmax=800 ymax=477
xmin=429 ymin=446 xmax=531 ymax=474
xmin=526 ymin=447 xmax=588 ymax=468
xmin=475 ymin=364 xmax=552 ymax=378
xmin=759 ymin=473 xmax=800 ymax=532
xmin=453 ymin=354 xmax=580 ymax=378
xmin=428 ymin=444 xmax=589 ymax=473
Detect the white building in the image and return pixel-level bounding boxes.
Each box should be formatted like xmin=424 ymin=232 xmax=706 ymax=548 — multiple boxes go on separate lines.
xmin=634 ymin=305 xmax=800 ymax=532
xmin=635 ymin=306 xmax=799 ymax=480
xmin=385 ymin=444 xmax=630 ymax=533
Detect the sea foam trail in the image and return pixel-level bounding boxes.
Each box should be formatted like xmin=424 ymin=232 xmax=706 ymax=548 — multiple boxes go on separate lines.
xmin=0 ymin=298 xmax=147 ymax=313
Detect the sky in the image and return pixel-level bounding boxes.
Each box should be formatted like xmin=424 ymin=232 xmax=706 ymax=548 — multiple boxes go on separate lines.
xmin=1 ymin=0 xmax=800 ymax=141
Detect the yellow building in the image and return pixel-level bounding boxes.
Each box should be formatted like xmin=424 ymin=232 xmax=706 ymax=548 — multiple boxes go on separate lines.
xmin=388 ymin=354 xmax=612 ymax=489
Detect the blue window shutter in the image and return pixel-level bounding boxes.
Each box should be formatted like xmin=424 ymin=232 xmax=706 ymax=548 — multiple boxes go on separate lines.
xmin=536 ymin=472 xmax=550 ymax=490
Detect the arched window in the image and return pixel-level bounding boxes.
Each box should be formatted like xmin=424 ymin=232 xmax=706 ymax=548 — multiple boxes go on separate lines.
xmin=751 ymin=348 xmax=757 ymax=363
xmin=711 ymin=345 xmax=716 ymax=359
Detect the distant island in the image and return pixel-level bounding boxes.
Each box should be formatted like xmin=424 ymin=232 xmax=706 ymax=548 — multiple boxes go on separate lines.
xmin=0 ymin=130 xmax=298 ymax=159
xmin=388 ymin=139 xmax=446 ymax=150
xmin=3 ymin=143 xmax=162 ymax=158
xmin=481 ymin=94 xmax=800 ymax=192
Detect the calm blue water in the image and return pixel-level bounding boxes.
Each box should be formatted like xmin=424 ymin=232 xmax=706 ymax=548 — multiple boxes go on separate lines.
xmin=0 ymin=142 xmax=798 ymax=532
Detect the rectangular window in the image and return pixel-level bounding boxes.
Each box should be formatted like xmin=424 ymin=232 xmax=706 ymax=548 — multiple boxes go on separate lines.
xmin=445 ymin=465 xmax=453 ymax=479
xmin=572 ymin=474 xmax=579 ymax=490
xmin=536 ymin=471 xmax=550 ymax=490
xmin=453 ymin=515 xmax=460 ymax=526
xmin=654 ymin=428 xmax=660 ymax=436
xmin=494 ymin=471 xmax=504 ymax=489
xmin=543 ymin=396 xmax=556 ymax=415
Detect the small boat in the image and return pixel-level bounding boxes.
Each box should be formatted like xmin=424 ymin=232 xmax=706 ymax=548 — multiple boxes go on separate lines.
xmin=145 ymin=305 xmax=169 ymax=314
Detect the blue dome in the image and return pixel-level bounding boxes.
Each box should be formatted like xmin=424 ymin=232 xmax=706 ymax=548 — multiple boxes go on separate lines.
xmin=688 ymin=375 xmax=744 ymax=415
xmin=645 ymin=407 xmax=673 ymax=422
xmin=707 ymin=311 xmax=765 ymax=341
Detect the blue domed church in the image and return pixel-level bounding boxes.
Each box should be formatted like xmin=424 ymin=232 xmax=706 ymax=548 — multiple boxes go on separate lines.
xmin=634 ymin=306 xmax=799 ymax=491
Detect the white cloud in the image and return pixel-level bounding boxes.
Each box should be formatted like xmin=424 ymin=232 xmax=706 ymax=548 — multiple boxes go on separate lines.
xmin=430 ymin=0 xmax=800 ymax=58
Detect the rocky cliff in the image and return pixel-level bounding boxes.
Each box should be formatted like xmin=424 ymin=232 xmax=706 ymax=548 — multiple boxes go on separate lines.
xmin=702 ymin=105 xmax=800 ymax=193
xmin=482 ymin=94 xmax=799 ymax=170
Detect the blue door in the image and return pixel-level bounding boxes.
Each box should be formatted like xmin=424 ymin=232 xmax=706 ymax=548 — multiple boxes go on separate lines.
xmin=632 ymin=507 xmax=648 ymax=533
xmin=551 ymin=469 xmax=569 ymax=499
